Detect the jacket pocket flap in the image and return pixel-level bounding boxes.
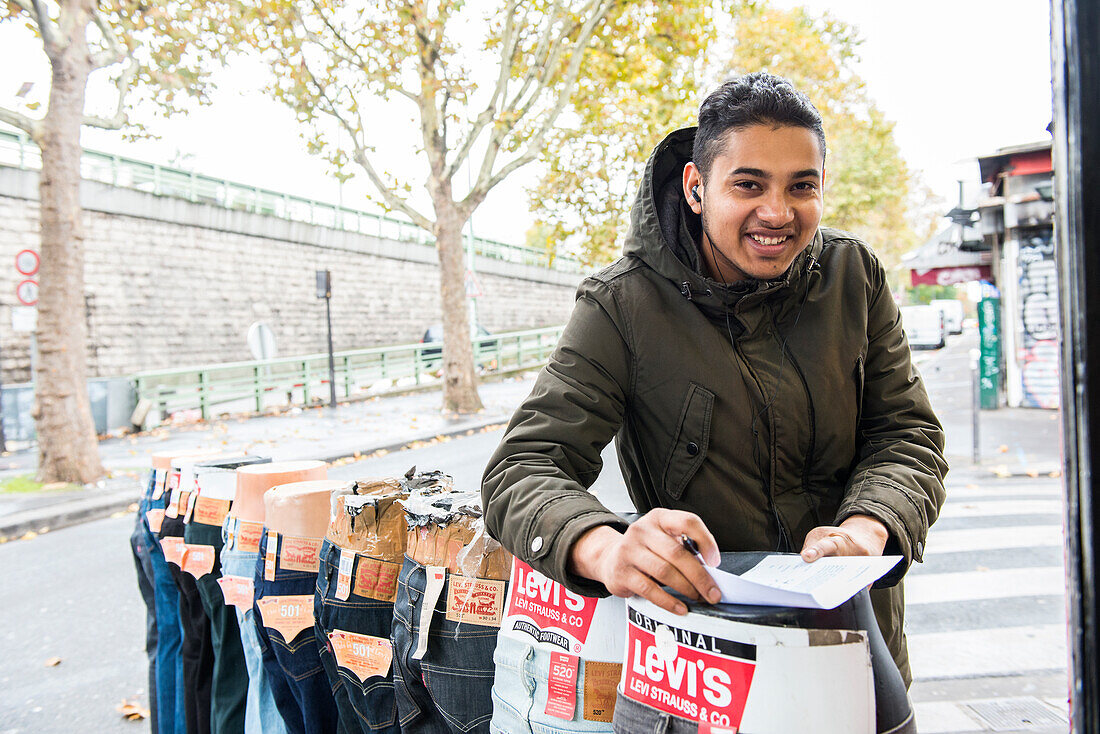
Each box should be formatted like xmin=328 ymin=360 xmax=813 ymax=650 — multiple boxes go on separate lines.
xmin=662 ymin=383 xmax=715 ymax=500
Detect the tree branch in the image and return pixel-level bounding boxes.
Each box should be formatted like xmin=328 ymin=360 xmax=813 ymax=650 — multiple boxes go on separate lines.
xmin=82 ymin=59 xmax=136 ymax=129
xmin=0 ymin=106 xmax=41 ymax=139
xmin=30 ymin=0 xmax=61 ymax=60
xmin=90 ymin=5 xmax=128 ymax=69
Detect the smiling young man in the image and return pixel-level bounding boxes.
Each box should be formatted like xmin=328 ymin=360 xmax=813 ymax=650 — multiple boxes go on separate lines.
xmin=481 ymin=72 xmax=947 ymax=685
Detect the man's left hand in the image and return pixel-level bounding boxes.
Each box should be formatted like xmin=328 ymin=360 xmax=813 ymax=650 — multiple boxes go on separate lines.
xmin=800 ymin=514 xmax=889 ymax=561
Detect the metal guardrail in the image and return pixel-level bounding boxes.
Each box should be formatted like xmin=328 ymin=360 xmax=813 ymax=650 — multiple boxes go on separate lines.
xmin=0 ymin=129 xmax=582 ymax=273
xmin=132 ymin=326 xmax=564 ymax=422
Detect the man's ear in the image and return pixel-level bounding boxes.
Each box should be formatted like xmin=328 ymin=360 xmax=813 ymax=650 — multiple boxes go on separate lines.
xmin=682 ymin=161 xmax=703 ymax=215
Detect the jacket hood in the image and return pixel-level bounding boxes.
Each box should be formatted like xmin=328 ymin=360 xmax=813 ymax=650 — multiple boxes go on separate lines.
xmin=621 ymin=127 xmax=823 ymax=323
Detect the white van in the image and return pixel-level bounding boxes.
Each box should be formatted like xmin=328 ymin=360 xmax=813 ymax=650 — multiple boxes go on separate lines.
xmin=900 ymin=305 xmax=947 ymax=349
xmin=931 ymin=299 xmax=965 ymax=335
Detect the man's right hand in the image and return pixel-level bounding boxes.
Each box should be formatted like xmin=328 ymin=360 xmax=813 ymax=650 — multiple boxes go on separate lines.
xmin=568 ymin=508 xmax=722 ymax=615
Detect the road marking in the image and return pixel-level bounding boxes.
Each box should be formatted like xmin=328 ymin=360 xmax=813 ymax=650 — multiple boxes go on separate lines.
xmin=925 ymin=525 xmax=1063 ymax=554
xmin=945 ymin=485 xmax=1062 ymax=500
xmin=909 ymin=624 xmax=1067 ymax=681
xmin=939 ymin=499 xmax=1063 ymax=518
xmin=906 ymin=567 xmax=1065 ymax=605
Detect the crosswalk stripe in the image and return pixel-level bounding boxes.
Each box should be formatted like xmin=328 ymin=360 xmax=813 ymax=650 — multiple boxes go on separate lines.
xmin=925 ymin=525 xmax=1063 ymax=554
xmin=939 ymin=499 xmax=1062 ymax=518
xmin=906 ymin=567 xmax=1064 ymax=604
xmin=945 ymin=485 xmax=1062 ymax=500
xmin=908 ymin=624 xmax=1067 ymax=680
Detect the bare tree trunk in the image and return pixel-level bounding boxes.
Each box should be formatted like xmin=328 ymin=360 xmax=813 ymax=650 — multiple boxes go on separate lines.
xmin=432 ymin=186 xmax=483 ymax=414
xmin=32 ymin=0 xmax=105 ymax=484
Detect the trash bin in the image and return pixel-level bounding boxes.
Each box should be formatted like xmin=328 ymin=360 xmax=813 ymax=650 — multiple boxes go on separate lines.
xmin=614 ymin=552 xmax=914 ymax=734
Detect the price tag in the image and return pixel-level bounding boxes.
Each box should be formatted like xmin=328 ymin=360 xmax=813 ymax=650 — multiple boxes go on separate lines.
xmin=256 ymin=595 xmax=314 ymax=643
xmin=328 ymin=630 xmax=393 ymax=682
xmin=545 ymin=652 xmax=579 ymax=720
xmin=412 ymin=567 xmax=446 ymax=660
xmin=352 ymin=557 xmax=401 ymax=602
xmin=182 ymin=544 xmax=216 ymax=579
xmin=335 ymin=549 xmax=354 ymax=601
xmin=264 ymin=531 xmax=278 ymax=581
xmin=151 ymin=472 xmax=167 ymax=500
xmin=145 ymin=509 xmax=165 ymax=533
xmin=583 ymin=661 xmax=622 ymax=722
xmin=177 ymin=490 xmax=192 ymax=519
xmin=445 ymin=577 xmax=505 ymax=627
xmin=217 ymin=575 xmax=255 ymax=609
xmin=237 ymin=521 xmax=263 ymax=553
xmin=280 ymin=535 xmax=322 ymax=572
xmin=192 ymin=497 xmax=230 ymax=527
xmin=161 ymin=536 xmax=185 ymax=566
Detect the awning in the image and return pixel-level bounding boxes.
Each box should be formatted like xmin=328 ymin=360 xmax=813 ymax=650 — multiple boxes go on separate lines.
xmin=910 ymin=265 xmax=993 ymax=286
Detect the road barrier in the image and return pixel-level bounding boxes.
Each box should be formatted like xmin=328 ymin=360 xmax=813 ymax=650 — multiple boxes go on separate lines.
xmin=132 ymin=326 xmax=565 ymax=422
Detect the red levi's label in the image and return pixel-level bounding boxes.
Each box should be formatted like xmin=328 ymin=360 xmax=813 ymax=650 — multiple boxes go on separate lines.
xmin=504 ymin=560 xmax=598 ymax=654
xmin=544 ymin=652 xmax=579 ymax=720
xmin=623 ymin=606 xmax=756 ymax=731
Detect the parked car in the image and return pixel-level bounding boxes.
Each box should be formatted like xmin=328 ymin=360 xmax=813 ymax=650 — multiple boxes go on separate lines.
xmin=930 ymin=299 xmax=965 ymax=335
xmin=900 ymin=305 xmax=947 ymax=349
xmin=419 ymin=324 xmax=495 ymax=365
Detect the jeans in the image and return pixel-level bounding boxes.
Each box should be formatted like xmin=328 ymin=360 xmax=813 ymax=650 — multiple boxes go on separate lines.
xmin=611 ymin=693 xmax=699 ymax=734
xmin=253 ymin=529 xmax=340 ymax=734
xmin=490 ymin=634 xmax=616 ymax=734
xmin=186 ymin=519 xmax=249 ymax=734
xmin=314 ymin=539 xmax=401 ymax=734
xmin=133 ymin=475 xmax=160 ymax=734
xmin=220 ymin=537 xmax=288 ymax=734
xmin=162 ymin=514 xmax=213 ymax=734
xmin=145 ymin=489 xmax=187 ymax=734
xmin=391 ymin=557 xmax=499 ymax=734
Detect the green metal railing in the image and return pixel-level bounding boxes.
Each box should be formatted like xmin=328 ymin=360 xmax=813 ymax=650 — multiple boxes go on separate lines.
xmin=0 ymin=129 xmax=582 ymax=273
xmin=132 ymin=326 xmax=564 ymax=421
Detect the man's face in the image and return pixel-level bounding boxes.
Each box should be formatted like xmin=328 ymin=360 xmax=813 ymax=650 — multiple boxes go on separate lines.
xmin=684 ymin=124 xmax=824 ymax=283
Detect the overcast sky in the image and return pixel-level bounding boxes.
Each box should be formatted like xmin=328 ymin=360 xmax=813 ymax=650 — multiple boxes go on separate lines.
xmin=0 ymin=1 xmax=1053 ymax=244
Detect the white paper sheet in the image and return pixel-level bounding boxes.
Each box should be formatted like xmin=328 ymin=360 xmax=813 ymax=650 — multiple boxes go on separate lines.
xmin=704 ymin=555 xmax=902 ymax=609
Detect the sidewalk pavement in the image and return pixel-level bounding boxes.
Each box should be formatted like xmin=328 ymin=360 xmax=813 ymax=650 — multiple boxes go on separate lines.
xmin=0 ymin=362 xmax=1067 ymax=541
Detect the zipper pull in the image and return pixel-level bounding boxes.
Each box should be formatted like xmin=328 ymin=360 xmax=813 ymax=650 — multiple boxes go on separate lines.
xmin=680 ymin=282 xmax=693 ymax=301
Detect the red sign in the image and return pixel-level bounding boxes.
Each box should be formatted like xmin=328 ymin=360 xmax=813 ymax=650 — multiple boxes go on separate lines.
xmin=15 ymin=249 xmax=39 ymax=276
xmin=15 ymin=279 xmax=38 ymax=306
xmin=910 ymin=265 xmax=992 ymax=287
xmin=623 ymin=607 xmax=756 ymax=730
xmin=504 ymin=560 xmax=598 ymax=653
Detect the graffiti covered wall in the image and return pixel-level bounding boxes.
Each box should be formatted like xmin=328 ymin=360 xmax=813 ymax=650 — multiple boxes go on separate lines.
xmin=1015 ymin=230 xmax=1060 ymax=409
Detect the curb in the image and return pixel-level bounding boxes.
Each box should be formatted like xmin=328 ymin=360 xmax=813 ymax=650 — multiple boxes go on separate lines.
xmin=0 ymin=414 xmax=512 ymax=541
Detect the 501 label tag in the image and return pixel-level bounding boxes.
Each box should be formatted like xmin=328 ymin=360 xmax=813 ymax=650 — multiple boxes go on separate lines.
xmin=256 ymin=595 xmax=314 ymax=642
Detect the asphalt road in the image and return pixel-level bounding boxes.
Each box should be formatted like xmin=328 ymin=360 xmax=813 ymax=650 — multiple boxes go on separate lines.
xmin=0 ymin=327 xmax=1068 ymax=733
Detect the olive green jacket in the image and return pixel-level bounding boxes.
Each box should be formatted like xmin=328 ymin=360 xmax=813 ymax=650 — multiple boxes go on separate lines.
xmin=481 ymin=128 xmax=947 ymax=682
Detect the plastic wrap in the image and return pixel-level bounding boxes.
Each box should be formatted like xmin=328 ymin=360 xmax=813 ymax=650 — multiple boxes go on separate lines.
xmin=401 ymin=489 xmax=512 ymax=581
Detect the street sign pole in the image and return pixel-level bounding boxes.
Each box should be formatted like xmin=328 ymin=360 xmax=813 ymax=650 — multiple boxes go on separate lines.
xmin=316 ymin=270 xmax=337 ymax=409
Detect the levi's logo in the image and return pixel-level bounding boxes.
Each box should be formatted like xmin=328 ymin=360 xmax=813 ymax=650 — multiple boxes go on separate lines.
xmin=505 ymin=560 xmax=597 ymax=652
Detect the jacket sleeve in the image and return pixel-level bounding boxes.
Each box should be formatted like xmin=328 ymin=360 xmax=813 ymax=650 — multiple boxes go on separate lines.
xmin=481 ymin=278 xmax=632 ymax=597
xmin=836 ymin=255 xmax=949 ymax=586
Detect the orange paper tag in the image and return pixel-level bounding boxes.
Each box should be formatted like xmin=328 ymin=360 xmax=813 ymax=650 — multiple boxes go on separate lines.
xmin=256 ymin=595 xmax=314 ymax=642
xmin=582 ymin=661 xmax=622 ymax=722
xmin=217 ymin=575 xmax=255 ymax=609
xmin=280 ymin=536 xmax=322 ymax=572
xmin=152 ymin=473 xmax=167 ymax=500
xmin=177 ymin=490 xmax=192 ymax=518
xmin=181 ymin=544 xmax=216 ymax=579
xmin=192 ymin=497 xmax=230 ymax=527
xmin=145 ymin=509 xmax=165 ymax=533
xmin=335 ymin=550 xmax=354 ymax=601
xmin=264 ymin=531 xmax=277 ymax=581
xmin=445 ymin=577 xmax=506 ymax=627
xmin=352 ymin=558 xmax=401 ymax=602
xmin=237 ymin=521 xmax=263 ymax=553
xmin=161 ymin=536 xmax=185 ymax=566
xmin=328 ymin=630 xmax=393 ymax=683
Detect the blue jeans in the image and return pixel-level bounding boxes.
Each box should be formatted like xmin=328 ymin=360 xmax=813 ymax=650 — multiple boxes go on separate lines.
xmin=611 ymin=693 xmax=698 ymax=734
xmin=391 ymin=557 xmax=499 ymax=734
xmin=314 ymin=539 xmax=401 ymax=734
xmin=253 ymin=530 xmax=340 ymax=734
xmin=141 ymin=488 xmax=187 ymax=734
xmin=132 ymin=473 xmax=160 ymax=734
xmin=220 ymin=538 xmax=288 ymax=734
xmin=490 ymin=634 xmax=615 ymax=734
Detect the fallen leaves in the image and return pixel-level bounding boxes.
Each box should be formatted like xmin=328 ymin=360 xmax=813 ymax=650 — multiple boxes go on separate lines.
xmin=116 ymin=699 xmax=149 ymax=721
xmin=44 ymin=656 xmax=61 ymax=667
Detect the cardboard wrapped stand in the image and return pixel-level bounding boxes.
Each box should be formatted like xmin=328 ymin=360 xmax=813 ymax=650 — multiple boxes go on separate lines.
xmin=616 ymin=552 xmax=914 ymax=734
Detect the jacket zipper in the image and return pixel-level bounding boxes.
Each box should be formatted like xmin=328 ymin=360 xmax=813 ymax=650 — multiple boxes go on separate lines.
xmin=780 ymin=338 xmax=819 ymax=524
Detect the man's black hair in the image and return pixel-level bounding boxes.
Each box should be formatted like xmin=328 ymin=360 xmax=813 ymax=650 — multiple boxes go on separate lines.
xmin=693 ymin=72 xmax=826 ymax=182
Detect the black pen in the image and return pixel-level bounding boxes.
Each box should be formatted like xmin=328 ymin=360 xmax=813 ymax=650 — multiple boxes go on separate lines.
xmin=680 ymin=533 xmax=706 ymax=564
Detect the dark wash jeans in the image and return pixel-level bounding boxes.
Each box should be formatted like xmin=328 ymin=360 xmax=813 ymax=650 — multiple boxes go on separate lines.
xmin=145 ymin=491 xmax=187 ymax=734
xmin=133 ymin=473 xmax=160 ymax=734
xmin=162 ymin=514 xmax=214 ymax=734
xmin=315 ymin=539 xmax=401 ymax=734
xmin=391 ymin=557 xmax=499 ymax=734
xmin=611 ymin=693 xmax=700 ymax=734
xmin=186 ymin=520 xmax=249 ymax=734
xmin=253 ymin=530 xmax=341 ymax=734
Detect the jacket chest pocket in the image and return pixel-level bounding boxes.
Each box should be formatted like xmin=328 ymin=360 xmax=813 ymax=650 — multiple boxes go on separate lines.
xmin=661 ymin=383 xmax=715 ymax=500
